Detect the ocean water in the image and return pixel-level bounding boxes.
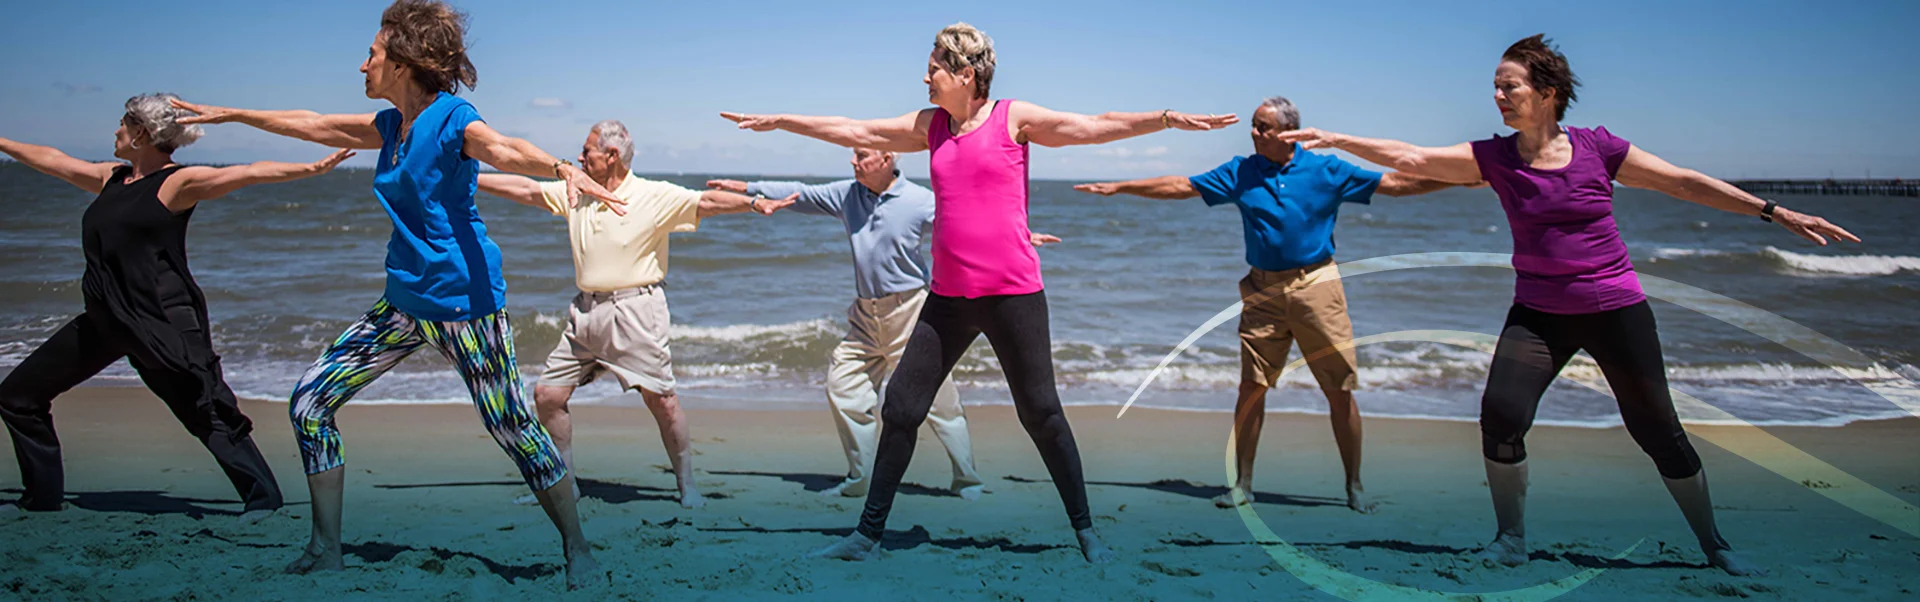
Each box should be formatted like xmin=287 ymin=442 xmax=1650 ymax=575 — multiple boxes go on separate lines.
xmin=1 ymin=162 xmax=1915 ymax=427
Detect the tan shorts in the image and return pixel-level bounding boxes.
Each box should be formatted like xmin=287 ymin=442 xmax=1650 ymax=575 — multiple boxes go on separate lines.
xmin=538 ymin=286 xmax=676 ymax=394
xmin=1238 ymin=260 xmax=1358 ymax=390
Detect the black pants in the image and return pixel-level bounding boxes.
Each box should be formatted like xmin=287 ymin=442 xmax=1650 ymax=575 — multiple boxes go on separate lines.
xmin=0 ymin=309 xmax=282 ymax=511
xmin=1480 ymin=301 xmax=1703 ymax=479
xmin=858 ymin=290 xmax=1092 ymax=538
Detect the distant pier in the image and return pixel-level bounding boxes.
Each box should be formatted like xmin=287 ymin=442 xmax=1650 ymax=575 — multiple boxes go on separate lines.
xmin=1730 ymin=179 xmax=1917 ymax=197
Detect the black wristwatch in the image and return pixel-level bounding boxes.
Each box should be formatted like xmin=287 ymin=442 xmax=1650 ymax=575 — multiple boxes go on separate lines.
xmin=1759 ymin=200 xmax=1778 ymax=223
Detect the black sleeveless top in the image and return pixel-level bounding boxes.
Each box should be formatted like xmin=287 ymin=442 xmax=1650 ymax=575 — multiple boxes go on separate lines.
xmin=80 ymin=165 xmax=211 ymax=372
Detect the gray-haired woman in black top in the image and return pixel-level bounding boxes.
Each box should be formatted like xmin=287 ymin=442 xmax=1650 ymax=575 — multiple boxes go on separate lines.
xmin=0 ymin=93 xmax=352 ymax=519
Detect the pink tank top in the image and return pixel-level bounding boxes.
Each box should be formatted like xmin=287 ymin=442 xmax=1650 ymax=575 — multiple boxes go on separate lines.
xmin=927 ymin=99 xmax=1042 ymax=298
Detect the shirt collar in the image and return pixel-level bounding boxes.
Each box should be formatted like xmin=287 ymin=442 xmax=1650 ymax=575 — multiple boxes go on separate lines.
xmin=1251 ymin=144 xmax=1312 ymax=174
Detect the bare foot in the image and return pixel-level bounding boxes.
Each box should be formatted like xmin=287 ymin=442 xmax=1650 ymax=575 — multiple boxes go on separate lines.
xmin=564 ymin=547 xmax=606 ymax=590
xmin=284 ymin=541 xmax=345 ymax=574
xmin=954 ymin=484 xmax=986 ymax=501
xmin=679 ymin=490 xmax=707 ymax=510
xmin=238 ymin=508 xmax=279 ymax=524
xmin=1076 ymin=527 xmax=1116 ymax=564
xmin=1211 ymin=487 xmax=1251 ymax=508
xmin=1474 ymin=532 xmax=1527 ymax=568
xmin=1346 ymin=485 xmax=1378 ymax=514
xmin=1708 ymin=548 xmax=1766 ymax=577
xmin=808 ymin=532 xmax=879 ymax=561
xmin=819 ymin=480 xmax=868 ymax=498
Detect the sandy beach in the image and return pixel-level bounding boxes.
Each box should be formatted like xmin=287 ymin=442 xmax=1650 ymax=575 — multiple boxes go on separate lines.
xmin=1 ymin=386 xmax=1915 ymax=601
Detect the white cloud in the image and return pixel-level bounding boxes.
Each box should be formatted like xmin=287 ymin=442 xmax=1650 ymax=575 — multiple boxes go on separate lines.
xmin=1142 ymin=146 xmax=1169 ymax=157
xmin=1093 ymin=147 xmax=1135 ymax=158
xmin=528 ymin=97 xmax=572 ymax=110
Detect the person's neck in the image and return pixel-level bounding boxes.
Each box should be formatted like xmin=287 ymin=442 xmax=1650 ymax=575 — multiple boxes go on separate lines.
xmin=390 ymin=85 xmax=438 ymax=124
xmin=128 ymin=150 xmax=175 ymax=180
xmin=1512 ymin=118 xmax=1564 ymax=156
xmin=1257 ymin=144 xmax=1295 ymax=166
xmin=939 ymin=96 xmax=993 ymax=132
xmin=858 ymin=172 xmax=896 ymax=195
xmin=592 ymin=166 xmax=626 ymax=191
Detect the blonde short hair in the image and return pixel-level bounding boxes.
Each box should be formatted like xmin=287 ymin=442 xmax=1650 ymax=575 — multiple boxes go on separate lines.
xmin=933 ymin=22 xmax=996 ymax=99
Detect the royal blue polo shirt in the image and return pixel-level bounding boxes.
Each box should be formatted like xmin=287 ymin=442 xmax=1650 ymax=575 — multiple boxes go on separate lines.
xmin=1189 ymin=145 xmax=1382 ymax=271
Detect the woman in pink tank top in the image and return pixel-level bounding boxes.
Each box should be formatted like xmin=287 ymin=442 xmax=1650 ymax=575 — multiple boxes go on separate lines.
xmin=722 ymin=22 xmax=1237 ymax=565
xmin=1275 ymin=35 xmax=1858 ymax=577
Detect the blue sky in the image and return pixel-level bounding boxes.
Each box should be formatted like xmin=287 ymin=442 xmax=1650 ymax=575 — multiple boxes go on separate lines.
xmin=2 ymin=0 xmax=1915 ymax=179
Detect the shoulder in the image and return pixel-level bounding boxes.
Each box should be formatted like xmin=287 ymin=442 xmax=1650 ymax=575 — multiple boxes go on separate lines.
xmin=1574 ymin=125 xmax=1629 ymax=148
xmin=628 ymin=175 xmax=696 ymax=198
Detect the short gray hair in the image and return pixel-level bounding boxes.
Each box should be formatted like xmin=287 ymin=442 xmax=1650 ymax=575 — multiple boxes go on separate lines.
xmin=1260 ymin=96 xmax=1301 ymax=131
xmin=589 ymin=119 xmax=634 ymax=164
xmin=123 ymin=93 xmax=204 ymax=153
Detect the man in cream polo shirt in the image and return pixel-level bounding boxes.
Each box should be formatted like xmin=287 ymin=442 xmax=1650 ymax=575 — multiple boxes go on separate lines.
xmin=480 ymin=120 xmax=793 ymax=508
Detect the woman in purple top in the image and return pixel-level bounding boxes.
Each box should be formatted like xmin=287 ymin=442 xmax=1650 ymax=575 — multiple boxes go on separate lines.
xmin=1278 ymin=34 xmax=1856 ymax=576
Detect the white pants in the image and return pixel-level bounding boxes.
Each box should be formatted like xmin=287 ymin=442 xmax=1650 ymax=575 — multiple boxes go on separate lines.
xmin=827 ymin=288 xmax=981 ymax=489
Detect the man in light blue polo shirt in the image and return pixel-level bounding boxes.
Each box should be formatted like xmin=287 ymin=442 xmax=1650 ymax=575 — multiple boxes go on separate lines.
xmin=710 ymin=148 xmax=1057 ymax=499
xmin=1076 ymin=96 xmax=1472 ymax=514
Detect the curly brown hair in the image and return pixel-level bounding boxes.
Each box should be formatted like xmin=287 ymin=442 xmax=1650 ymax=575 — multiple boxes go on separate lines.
xmin=379 ymin=0 xmax=478 ymax=94
xmin=1502 ymin=34 xmax=1578 ymax=121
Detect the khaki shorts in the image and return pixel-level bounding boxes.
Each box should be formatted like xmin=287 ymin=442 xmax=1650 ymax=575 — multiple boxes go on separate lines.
xmin=1237 ymin=260 xmax=1358 ymax=390
xmin=538 ymin=286 xmax=676 ymax=394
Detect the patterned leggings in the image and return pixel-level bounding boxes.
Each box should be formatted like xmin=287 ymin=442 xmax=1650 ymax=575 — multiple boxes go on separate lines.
xmin=289 ymin=298 xmax=567 ymax=491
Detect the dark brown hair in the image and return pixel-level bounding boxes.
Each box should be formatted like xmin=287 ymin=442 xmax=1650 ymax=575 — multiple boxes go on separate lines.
xmin=1502 ymin=34 xmax=1578 ymax=121
xmin=379 ymin=0 xmax=478 ymax=94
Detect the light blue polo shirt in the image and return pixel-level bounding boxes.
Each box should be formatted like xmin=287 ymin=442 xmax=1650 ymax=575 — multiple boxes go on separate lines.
xmin=371 ymin=92 xmax=504 ymax=321
xmin=746 ymin=178 xmax=935 ymax=299
xmin=1189 ymin=145 xmax=1382 ymax=271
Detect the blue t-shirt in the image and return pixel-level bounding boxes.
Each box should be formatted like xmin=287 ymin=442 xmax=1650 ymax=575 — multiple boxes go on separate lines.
xmin=1189 ymin=146 xmax=1382 ymax=271
xmin=371 ymin=92 xmax=504 ymax=321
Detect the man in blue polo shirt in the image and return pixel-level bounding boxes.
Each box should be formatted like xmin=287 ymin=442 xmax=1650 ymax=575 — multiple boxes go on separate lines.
xmin=1076 ymin=96 xmax=1473 ymax=514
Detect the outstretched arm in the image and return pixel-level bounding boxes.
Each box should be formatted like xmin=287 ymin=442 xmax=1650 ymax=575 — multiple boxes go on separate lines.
xmin=1276 ymin=129 xmax=1481 ymax=184
xmin=699 ymin=190 xmax=796 ymax=218
xmin=461 ymin=121 xmax=626 ymax=215
xmin=476 ymin=173 xmax=551 ymax=211
xmin=720 ymin=110 xmax=933 ymax=153
xmin=170 ymin=99 xmax=382 ymax=150
xmin=1012 ymin=101 xmax=1237 ymax=148
xmin=1374 ymin=172 xmax=1479 ymax=197
xmin=1074 ymin=176 xmax=1198 ymax=200
xmin=166 ymin=149 xmax=356 ymax=210
xmin=1616 ymin=145 xmax=1859 ymax=246
xmin=0 ymin=136 xmax=119 ymax=193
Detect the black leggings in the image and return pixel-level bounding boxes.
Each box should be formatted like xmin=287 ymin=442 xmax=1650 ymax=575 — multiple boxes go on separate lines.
xmin=858 ymin=290 xmax=1091 ymax=538
xmin=0 ymin=309 xmax=282 ymax=511
xmin=1480 ymin=301 xmax=1703 ymax=479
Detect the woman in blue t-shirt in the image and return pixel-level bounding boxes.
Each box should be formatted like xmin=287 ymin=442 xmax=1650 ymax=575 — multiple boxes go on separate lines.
xmin=171 ymin=0 xmax=621 ymax=589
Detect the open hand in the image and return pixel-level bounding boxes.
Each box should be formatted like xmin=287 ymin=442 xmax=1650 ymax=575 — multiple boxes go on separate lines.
xmin=1166 ymin=112 xmax=1239 ymax=131
xmin=1073 ymin=182 xmax=1120 ymax=196
xmin=168 ymin=98 xmax=239 ymax=126
xmin=309 ymin=149 xmax=357 ymax=174
xmin=706 ymin=179 xmax=749 ymax=193
xmin=1274 ymin=128 xmax=1346 ymax=151
xmin=720 ymin=112 xmax=781 ymax=132
xmin=754 ymin=193 xmax=798 ymax=216
xmin=1030 ymin=232 xmax=1062 ymax=247
xmin=1773 ymin=207 xmax=1861 ymax=246
xmin=563 ymin=165 xmax=627 ymax=216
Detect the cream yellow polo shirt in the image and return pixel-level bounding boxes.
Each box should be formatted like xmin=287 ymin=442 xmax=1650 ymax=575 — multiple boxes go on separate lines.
xmin=539 ymin=173 xmax=701 ymax=292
